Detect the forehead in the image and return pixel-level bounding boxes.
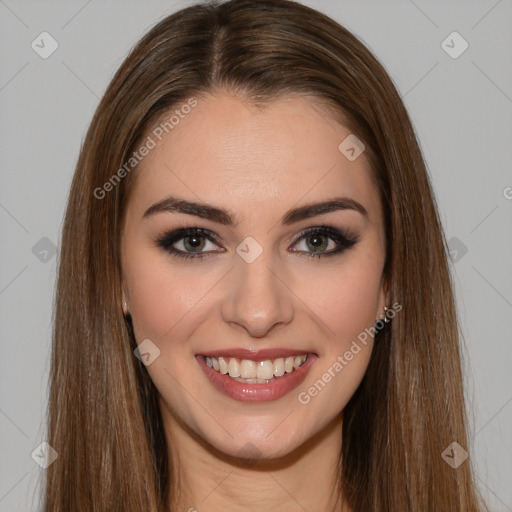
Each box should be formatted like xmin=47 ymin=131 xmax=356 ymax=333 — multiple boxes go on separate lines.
xmin=127 ymin=91 xmax=382 ymax=226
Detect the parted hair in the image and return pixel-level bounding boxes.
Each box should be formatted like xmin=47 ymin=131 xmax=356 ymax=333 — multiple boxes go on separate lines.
xmin=44 ymin=1 xmax=487 ymax=510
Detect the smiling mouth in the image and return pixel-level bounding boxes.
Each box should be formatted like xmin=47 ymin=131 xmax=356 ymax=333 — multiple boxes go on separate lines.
xmin=196 ymin=351 xmax=317 ymax=402
xmin=202 ymin=354 xmax=308 ymax=383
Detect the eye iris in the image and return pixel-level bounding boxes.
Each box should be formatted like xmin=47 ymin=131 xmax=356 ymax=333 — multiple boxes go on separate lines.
xmin=184 ymin=235 xmax=205 ymax=252
xmin=306 ymin=234 xmax=327 ymax=252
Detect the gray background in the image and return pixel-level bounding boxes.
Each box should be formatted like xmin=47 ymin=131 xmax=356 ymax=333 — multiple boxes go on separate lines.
xmin=1 ymin=0 xmax=511 ymax=510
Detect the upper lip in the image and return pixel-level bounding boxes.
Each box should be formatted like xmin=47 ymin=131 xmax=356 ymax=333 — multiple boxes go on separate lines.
xmin=198 ymin=348 xmax=315 ymax=361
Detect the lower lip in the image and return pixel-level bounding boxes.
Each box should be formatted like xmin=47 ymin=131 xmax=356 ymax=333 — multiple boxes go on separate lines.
xmin=196 ymin=354 xmax=317 ymax=403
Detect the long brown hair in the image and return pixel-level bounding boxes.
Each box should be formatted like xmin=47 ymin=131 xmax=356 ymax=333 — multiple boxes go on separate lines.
xmin=44 ymin=0 xmax=487 ymax=510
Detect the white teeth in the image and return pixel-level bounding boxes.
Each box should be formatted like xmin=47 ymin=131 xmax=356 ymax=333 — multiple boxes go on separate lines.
xmin=273 ymin=358 xmax=285 ymax=377
xmin=205 ymin=354 xmax=309 ymax=380
xmin=218 ymin=357 xmax=228 ymax=374
xmin=294 ymin=355 xmax=307 ymax=367
xmin=284 ymin=356 xmax=295 ymax=373
xmin=233 ymin=377 xmax=273 ymax=384
xmin=257 ymin=360 xmax=274 ymax=380
xmin=228 ymin=358 xmax=241 ymax=378
xmin=240 ymin=359 xmax=256 ymax=379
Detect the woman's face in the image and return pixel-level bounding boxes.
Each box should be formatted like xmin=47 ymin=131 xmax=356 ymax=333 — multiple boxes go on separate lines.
xmin=121 ymin=91 xmax=387 ymax=460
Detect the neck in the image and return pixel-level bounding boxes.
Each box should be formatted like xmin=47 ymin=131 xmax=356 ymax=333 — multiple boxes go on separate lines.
xmin=161 ymin=407 xmax=349 ymax=512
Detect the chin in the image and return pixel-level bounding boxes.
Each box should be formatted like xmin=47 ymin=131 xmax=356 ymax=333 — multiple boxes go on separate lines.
xmin=203 ymin=426 xmax=308 ymax=464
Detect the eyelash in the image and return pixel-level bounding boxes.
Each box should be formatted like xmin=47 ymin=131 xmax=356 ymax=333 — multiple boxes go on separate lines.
xmin=154 ymin=225 xmax=359 ymax=261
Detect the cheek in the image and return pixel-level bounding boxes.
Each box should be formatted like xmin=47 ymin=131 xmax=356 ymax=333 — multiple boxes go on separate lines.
xmin=293 ymin=262 xmax=381 ymax=423
xmin=294 ymin=256 xmax=383 ymax=349
xmin=289 ymin=250 xmax=382 ymax=418
xmin=296 ymin=346 xmax=372 ymax=434
xmin=124 ymin=250 xmax=207 ymax=422
xmin=127 ymin=259 xmax=177 ymax=341
xmin=124 ymin=243 xmax=214 ymax=342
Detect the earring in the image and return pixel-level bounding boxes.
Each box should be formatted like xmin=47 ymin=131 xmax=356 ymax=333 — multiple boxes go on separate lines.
xmin=122 ymin=300 xmax=129 ymax=317
xmin=374 ymin=305 xmax=392 ymax=331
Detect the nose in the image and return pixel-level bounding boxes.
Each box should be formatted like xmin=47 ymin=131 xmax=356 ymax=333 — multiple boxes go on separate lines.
xmin=221 ymin=252 xmax=294 ymax=339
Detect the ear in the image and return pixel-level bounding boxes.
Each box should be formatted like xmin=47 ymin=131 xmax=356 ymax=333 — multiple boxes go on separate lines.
xmin=121 ymin=287 xmax=129 ymax=316
xmin=377 ymin=274 xmax=390 ymax=321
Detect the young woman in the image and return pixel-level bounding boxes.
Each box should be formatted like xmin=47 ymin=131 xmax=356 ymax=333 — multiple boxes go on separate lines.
xmin=44 ymin=0 xmax=488 ymax=510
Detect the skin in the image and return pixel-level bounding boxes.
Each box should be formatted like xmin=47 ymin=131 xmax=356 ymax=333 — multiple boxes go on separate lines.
xmin=120 ymin=91 xmax=388 ymax=511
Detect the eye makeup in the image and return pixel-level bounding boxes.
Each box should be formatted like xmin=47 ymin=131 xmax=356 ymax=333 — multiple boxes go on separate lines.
xmin=153 ymin=224 xmax=359 ymax=261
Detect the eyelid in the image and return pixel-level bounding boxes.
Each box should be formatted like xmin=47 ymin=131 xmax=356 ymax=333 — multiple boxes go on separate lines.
xmin=154 ymin=223 xmax=359 ymax=259
xmin=292 ymin=224 xmax=359 ymax=245
xmin=154 ymin=226 xmax=224 ymax=250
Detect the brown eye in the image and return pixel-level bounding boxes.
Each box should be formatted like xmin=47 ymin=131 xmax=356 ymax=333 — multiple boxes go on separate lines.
xmin=181 ymin=234 xmax=207 ymax=252
xmin=155 ymin=227 xmax=223 ymax=260
xmin=290 ymin=226 xmax=359 ymax=258
xmin=303 ymin=233 xmax=331 ymax=252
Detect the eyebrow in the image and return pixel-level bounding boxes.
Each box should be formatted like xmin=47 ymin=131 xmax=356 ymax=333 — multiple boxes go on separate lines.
xmin=142 ymin=195 xmax=368 ymax=226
